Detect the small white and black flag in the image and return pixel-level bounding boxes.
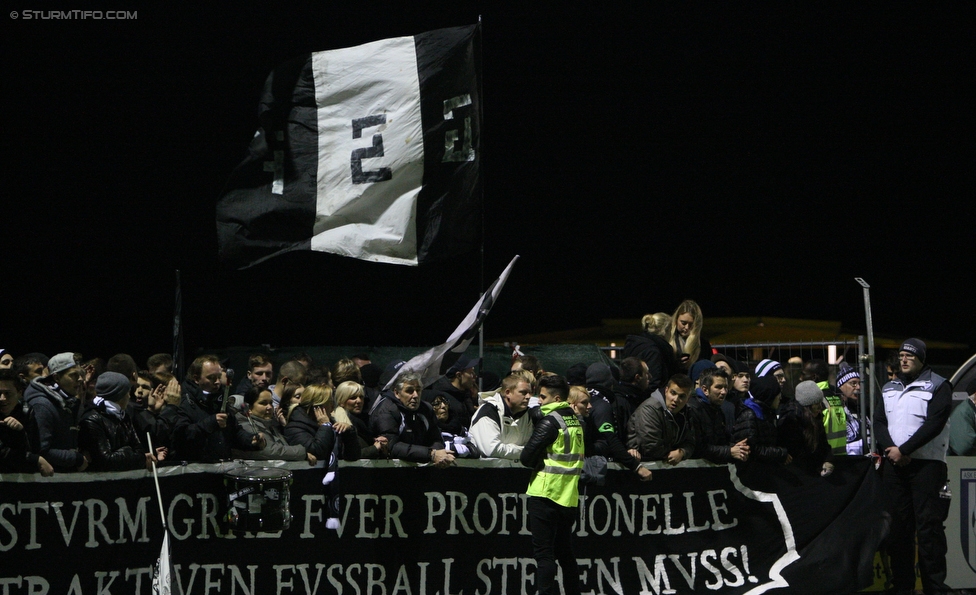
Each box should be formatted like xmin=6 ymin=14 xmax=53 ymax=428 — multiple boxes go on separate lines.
xmin=385 ymin=255 xmax=519 ymax=390
xmin=217 ymin=24 xmax=482 ymax=268
xmin=151 ymin=529 xmax=172 ymax=595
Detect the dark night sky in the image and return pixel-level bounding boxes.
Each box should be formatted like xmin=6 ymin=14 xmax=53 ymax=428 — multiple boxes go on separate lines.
xmin=4 ymin=3 xmax=974 ymax=365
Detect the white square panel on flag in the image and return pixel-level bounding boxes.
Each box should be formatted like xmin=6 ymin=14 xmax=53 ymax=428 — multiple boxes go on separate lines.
xmin=216 ymin=25 xmax=481 ymax=269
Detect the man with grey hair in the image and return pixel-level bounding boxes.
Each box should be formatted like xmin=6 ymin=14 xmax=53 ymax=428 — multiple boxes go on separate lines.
xmin=370 ymin=372 xmax=454 ymax=467
xmin=24 ymin=352 xmax=90 ymax=472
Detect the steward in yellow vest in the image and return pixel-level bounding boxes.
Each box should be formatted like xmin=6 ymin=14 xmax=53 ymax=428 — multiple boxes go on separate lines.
xmin=520 ymin=375 xmax=584 ymax=595
xmin=818 ymin=381 xmax=848 ymax=455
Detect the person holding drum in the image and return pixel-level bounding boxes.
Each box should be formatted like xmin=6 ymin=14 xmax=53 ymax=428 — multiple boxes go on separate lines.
xmin=234 ymin=387 xmax=317 ymax=464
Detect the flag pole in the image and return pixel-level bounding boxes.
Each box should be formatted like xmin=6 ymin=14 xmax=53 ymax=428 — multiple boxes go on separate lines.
xmin=477 ymin=13 xmax=485 ymax=392
xmin=147 ymin=433 xmax=166 ymax=529
xmin=172 ymin=270 xmax=185 ymax=384
xmin=854 ymin=278 xmax=877 ymax=454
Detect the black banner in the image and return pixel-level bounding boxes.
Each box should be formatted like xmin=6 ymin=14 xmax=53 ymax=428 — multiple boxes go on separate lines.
xmin=0 ymin=458 xmax=884 ymax=595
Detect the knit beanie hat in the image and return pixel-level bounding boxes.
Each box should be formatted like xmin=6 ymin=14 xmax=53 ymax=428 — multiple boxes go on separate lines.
xmin=731 ymin=360 xmax=750 ymax=375
xmin=755 ymin=359 xmax=782 ymax=377
xmin=711 ymin=353 xmax=733 ymax=368
xmin=751 ymin=375 xmax=781 ymax=405
xmin=690 ymin=360 xmax=717 ymax=383
xmin=794 ymin=380 xmax=824 ymax=407
xmin=585 ymin=363 xmax=614 ymax=391
xmin=836 ymin=362 xmax=860 ymax=387
xmin=565 ymin=363 xmax=588 ymax=387
xmin=899 ymin=338 xmax=926 ymax=363
xmin=95 ymin=372 xmax=130 ymax=402
xmin=47 ymin=352 xmax=78 ymax=376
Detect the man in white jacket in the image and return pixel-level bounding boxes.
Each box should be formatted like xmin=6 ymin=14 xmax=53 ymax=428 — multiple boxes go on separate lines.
xmin=469 ymin=374 xmax=535 ymax=459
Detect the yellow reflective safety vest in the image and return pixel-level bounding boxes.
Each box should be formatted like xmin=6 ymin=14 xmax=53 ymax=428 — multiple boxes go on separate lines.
xmin=526 ymin=402 xmax=585 ymax=508
xmin=819 ymin=381 xmax=847 ymax=455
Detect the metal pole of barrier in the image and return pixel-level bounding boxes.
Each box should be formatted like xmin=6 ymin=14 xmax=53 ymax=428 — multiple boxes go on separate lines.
xmin=855 ymin=278 xmax=877 ymax=454
xmin=858 ymin=335 xmax=868 ymax=456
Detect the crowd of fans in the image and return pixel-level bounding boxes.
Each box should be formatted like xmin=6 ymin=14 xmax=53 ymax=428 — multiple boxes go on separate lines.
xmin=1 ymin=299 xmax=972 ymax=480
xmin=11 ymin=300 xmax=970 ymax=594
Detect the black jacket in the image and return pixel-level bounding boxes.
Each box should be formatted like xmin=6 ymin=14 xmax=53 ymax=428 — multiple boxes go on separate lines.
xmin=23 ymin=378 xmax=84 ymax=472
xmin=731 ymin=401 xmax=789 ymax=464
xmin=611 ymin=382 xmax=646 ymax=447
xmin=520 ymin=406 xmax=578 ymax=470
xmin=423 ymin=376 xmax=475 ymax=428
xmin=585 ymin=387 xmax=640 ymax=471
xmin=78 ymin=400 xmax=146 ymax=471
xmin=0 ymin=403 xmax=40 ymax=473
xmin=621 ymin=333 xmax=676 ymax=392
xmin=685 ymin=392 xmax=735 ymax=463
xmin=127 ymin=401 xmax=173 ymax=454
xmin=776 ymin=400 xmax=832 ymax=474
xmin=370 ymin=396 xmax=444 ymax=463
xmin=283 ymin=406 xmax=361 ymax=461
xmin=350 ymin=414 xmax=384 ymax=459
xmin=172 ymin=383 xmax=258 ymax=462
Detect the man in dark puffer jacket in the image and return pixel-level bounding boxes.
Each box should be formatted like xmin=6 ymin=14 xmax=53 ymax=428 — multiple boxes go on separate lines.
xmin=731 ymin=375 xmax=790 ymax=464
xmin=686 ymin=368 xmax=749 ymax=464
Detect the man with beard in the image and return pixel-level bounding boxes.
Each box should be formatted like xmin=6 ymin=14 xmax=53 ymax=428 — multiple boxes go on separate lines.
xmin=875 ymin=338 xmax=951 ymax=595
xmin=836 ymin=362 xmax=864 ymax=455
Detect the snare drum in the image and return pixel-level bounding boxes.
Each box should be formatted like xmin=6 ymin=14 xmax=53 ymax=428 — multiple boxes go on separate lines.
xmin=224 ymin=467 xmax=293 ymax=532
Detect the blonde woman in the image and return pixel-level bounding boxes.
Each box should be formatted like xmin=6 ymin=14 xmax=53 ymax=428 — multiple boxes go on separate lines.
xmin=335 ymin=380 xmax=387 ymax=459
xmin=283 ymin=383 xmax=360 ymax=461
xmin=621 ymin=311 xmax=676 ymax=392
xmin=567 ymin=386 xmax=592 ymax=418
xmin=283 ymin=383 xmax=361 ymax=531
xmin=668 ymin=300 xmax=711 ymax=370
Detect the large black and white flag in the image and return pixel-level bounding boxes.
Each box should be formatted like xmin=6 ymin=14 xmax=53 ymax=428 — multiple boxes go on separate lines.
xmin=385 ymin=255 xmax=519 ymax=390
xmin=217 ymin=25 xmax=481 ymax=268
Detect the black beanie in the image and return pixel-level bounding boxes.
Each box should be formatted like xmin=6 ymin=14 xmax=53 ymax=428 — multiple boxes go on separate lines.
xmin=751 ymin=375 xmax=781 ymax=405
